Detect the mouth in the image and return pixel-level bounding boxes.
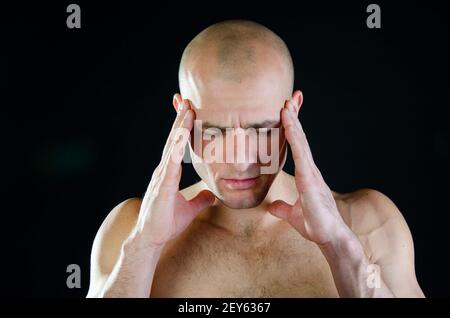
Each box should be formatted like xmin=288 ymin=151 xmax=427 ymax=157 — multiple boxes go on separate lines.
xmin=221 ymin=176 xmax=260 ymax=190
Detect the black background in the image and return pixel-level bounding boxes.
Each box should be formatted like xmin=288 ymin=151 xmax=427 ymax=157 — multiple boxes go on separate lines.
xmin=4 ymin=1 xmax=449 ymax=298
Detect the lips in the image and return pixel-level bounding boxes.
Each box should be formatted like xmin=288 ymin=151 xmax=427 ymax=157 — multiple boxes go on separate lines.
xmin=222 ymin=176 xmax=260 ymax=190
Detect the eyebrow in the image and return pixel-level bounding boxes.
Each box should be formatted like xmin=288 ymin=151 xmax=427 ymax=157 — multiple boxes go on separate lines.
xmin=201 ymin=119 xmax=280 ymax=130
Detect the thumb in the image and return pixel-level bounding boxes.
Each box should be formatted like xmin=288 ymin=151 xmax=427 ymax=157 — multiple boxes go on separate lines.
xmin=188 ymin=189 xmax=216 ymax=216
xmin=267 ymin=199 xmax=293 ymax=221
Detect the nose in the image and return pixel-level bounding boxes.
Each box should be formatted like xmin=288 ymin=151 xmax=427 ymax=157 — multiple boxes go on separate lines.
xmin=227 ymin=127 xmax=258 ymax=171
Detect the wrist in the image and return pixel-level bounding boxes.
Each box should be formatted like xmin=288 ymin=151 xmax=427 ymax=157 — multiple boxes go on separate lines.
xmin=319 ymin=226 xmax=367 ymax=266
xmin=122 ymin=230 xmax=166 ymax=258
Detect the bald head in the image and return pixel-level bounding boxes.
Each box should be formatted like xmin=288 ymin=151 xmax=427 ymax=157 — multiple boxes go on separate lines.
xmin=178 ymin=20 xmax=294 ymax=91
xmin=176 ymin=21 xmax=298 ymax=209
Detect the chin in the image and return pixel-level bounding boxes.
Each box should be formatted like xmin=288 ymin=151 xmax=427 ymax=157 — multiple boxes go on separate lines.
xmin=219 ymin=195 xmax=263 ymax=209
xmin=219 ymin=199 xmax=263 ymax=210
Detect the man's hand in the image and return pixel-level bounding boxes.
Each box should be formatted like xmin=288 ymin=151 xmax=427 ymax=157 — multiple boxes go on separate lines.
xmin=128 ymin=97 xmax=216 ymax=250
xmin=90 ymin=96 xmax=215 ymax=297
xmin=267 ymin=91 xmax=396 ymax=297
xmin=267 ymin=96 xmax=351 ymax=246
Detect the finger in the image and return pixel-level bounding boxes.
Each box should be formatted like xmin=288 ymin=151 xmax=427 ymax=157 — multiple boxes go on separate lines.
xmin=188 ymin=189 xmax=216 ymax=217
xmin=290 ymin=202 xmax=309 ymax=238
xmin=268 ymin=200 xmax=310 ymax=239
xmin=281 ymin=105 xmax=313 ymax=175
xmin=161 ymin=99 xmax=192 ymax=160
xmin=158 ymin=108 xmax=195 ymax=190
xmin=281 ymin=103 xmax=321 ymax=182
xmin=150 ymin=99 xmax=193 ymax=191
xmin=267 ymin=199 xmax=294 ymax=220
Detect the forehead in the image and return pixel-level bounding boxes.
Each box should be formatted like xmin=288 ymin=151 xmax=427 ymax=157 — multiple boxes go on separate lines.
xmin=183 ymin=70 xmax=289 ymax=128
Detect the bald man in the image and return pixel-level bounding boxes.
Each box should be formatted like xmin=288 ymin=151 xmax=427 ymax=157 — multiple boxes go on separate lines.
xmin=87 ymin=20 xmax=424 ymax=298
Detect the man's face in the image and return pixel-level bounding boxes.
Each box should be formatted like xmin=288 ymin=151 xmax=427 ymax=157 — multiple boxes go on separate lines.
xmin=182 ymin=65 xmax=290 ymax=209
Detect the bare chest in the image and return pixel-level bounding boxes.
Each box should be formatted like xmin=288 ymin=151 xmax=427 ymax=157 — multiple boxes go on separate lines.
xmin=150 ymin=224 xmax=339 ymax=297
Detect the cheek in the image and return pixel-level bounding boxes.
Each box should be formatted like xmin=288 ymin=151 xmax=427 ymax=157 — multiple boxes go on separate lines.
xmin=190 ymin=135 xmax=225 ymax=162
xmin=190 ymin=128 xmax=205 ymax=157
xmin=258 ymin=129 xmax=285 ymax=161
xmin=191 ymin=161 xmax=226 ymax=192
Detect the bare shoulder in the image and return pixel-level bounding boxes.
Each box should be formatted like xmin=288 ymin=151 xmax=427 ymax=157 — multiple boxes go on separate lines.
xmin=88 ymin=181 xmax=204 ymax=297
xmin=99 ymin=198 xmax=142 ymax=234
xmin=93 ymin=198 xmax=143 ymax=255
xmin=339 ymin=188 xmax=424 ymax=297
xmin=90 ymin=198 xmax=143 ymax=263
xmin=96 ymin=180 xmax=204 ymax=242
xmin=87 ymin=197 xmax=143 ymax=296
xmin=340 ymin=188 xmax=406 ymax=231
xmin=92 ymin=180 xmax=204 ymax=267
xmin=338 ymin=188 xmax=414 ymax=263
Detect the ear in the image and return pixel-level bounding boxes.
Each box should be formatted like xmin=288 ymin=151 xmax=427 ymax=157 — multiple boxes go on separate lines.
xmin=290 ymin=90 xmax=304 ymax=114
xmin=172 ymin=93 xmax=183 ymax=113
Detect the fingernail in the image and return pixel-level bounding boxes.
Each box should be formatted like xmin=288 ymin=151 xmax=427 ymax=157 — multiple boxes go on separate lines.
xmin=288 ymin=101 xmax=295 ymax=113
xmin=178 ymin=102 xmax=185 ymax=113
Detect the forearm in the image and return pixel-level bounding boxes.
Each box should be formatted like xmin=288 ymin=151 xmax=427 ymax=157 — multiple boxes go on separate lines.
xmin=99 ymin=234 xmax=164 ymax=298
xmin=319 ymin=228 xmax=394 ymax=298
